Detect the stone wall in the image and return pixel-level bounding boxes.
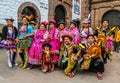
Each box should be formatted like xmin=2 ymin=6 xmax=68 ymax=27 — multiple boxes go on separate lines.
xmin=48 ymin=0 xmax=72 ymax=26
xmin=91 ymin=0 xmax=120 ymax=27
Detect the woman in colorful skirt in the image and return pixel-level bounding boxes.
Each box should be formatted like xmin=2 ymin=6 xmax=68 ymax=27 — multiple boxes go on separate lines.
xmin=28 ymin=22 xmax=48 ymax=69
xmin=67 ymin=20 xmax=80 ymax=44
xmin=47 ymin=19 xmax=59 ymax=71
xmin=17 ymin=16 xmax=34 ymax=69
xmin=0 ymin=18 xmax=18 ymax=68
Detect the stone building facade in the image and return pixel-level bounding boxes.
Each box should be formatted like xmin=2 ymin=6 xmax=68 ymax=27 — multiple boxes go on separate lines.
xmin=91 ymin=0 xmax=120 ymax=27
xmin=81 ymin=0 xmax=90 ymax=22
xmin=0 ymin=0 xmax=81 ymax=29
xmin=48 ymin=0 xmax=72 ymax=26
xmin=0 ymin=0 xmax=48 ymax=28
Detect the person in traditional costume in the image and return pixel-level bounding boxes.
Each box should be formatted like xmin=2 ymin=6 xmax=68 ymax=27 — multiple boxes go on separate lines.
xmin=28 ymin=22 xmax=48 ymax=69
xmin=59 ymin=34 xmax=80 ymax=78
xmin=57 ymin=20 xmax=67 ymax=47
xmin=40 ymin=43 xmax=53 ymax=73
xmin=0 ymin=18 xmax=18 ymax=68
xmin=80 ymin=35 xmax=104 ymax=80
xmin=67 ymin=20 xmax=80 ymax=44
xmin=114 ymin=26 xmax=120 ymax=53
xmin=80 ymin=19 xmax=93 ymax=44
xmin=47 ymin=19 xmax=59 ymax=71
xmin=94 ymin=20 xmax=114 ymax=63
xmin=17 ymin=16 xmax=34 ymax=69
xmin=29 ymin=21 xmax=37 ymax=29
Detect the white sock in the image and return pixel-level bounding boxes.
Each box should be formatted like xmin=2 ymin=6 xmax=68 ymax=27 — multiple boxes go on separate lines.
xmin=6 ymin=51 xmax=12 ymax=68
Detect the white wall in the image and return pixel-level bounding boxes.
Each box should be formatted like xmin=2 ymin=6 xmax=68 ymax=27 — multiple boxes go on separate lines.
xmin=0 ymin=0 xmax=48 ymax=27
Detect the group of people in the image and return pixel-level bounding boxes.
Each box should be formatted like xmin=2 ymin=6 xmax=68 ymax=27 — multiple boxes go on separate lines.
xmin=0 ymin=15 xmax=119 ymax=80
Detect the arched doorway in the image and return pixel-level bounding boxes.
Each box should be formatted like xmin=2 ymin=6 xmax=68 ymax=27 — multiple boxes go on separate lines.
xmin=102 ymin=10 xmax=120 ymax=26
xmin=55 ymin=5 xmax=66 ymax=27
xmin=18 ymin=2 xmax=40 ymax=28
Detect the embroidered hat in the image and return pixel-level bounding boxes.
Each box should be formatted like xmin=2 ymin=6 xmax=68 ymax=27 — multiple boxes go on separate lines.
xmin=5 ymin=18 xmax=14 ymax=22
xmin=82 ymin=19 xmax=90 ymax=23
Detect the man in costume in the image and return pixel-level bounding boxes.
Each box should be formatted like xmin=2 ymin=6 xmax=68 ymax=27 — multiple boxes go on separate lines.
xmin=59 ymin=34 xmax=80 ymax=78
xmin=94 ymin=20 xmax=114 ymax=63
xmin=80 ymin=35 xmax=104 ymax=80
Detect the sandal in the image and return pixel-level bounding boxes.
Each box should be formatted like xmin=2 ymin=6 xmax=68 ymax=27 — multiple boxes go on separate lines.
xmin=97 ymin=72 xmax=103 ymax=80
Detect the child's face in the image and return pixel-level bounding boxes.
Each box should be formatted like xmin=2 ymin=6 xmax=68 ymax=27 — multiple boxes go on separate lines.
xmin=44 ymin=46 xmax=50 ymax=51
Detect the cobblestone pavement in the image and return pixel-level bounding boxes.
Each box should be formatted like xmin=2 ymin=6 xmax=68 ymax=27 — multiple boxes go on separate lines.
xmin=0 ymin=49 xmax=120 ymax=83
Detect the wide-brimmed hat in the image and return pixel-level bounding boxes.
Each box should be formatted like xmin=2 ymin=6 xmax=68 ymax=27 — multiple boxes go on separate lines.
xmin=82 ymin=19 xmax=90 ymax=23
xmin=42 ymin=43 xmax=52 ymax=48
xmin=62 ymin=34 xmax=73 ymax=41
xmin=29 ymin=21 xmax=36 ymax=25
xmin=22 ymin=15 xmax=30 ymax=21
xmin=5 ymin=18 xmax=14 ymax=22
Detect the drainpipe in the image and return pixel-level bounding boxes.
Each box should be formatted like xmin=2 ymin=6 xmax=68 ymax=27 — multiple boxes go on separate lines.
xmin=88 ymin=0 xmax=91 ymax=20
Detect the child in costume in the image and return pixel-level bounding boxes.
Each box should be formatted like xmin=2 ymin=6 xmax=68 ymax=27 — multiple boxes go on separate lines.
xmin=40 ymin=43 xmax=54 ymax=73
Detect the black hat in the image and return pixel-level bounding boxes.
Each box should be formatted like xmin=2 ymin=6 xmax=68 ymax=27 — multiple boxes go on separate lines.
xmin=57 ymin=20 xmax=65 ymax=26
xmin=42 ymin=43 xmax=52 ymax=48
xmin=70 ymin=20 xmax=77 ymax=26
